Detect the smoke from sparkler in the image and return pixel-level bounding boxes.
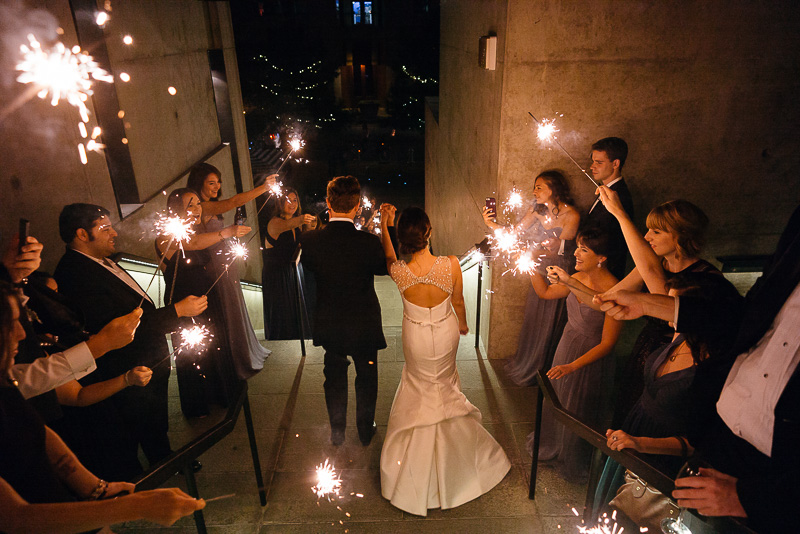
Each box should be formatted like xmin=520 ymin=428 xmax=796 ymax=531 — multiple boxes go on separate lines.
xmin=312 ymin=459 xmax=341 ymax=500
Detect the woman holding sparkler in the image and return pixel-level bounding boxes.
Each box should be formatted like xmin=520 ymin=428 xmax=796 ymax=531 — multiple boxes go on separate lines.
xmin=262 ymin=188 xmax=315 ymax=340
xmin=186 ymin=164 xmax=273 ymax=379
xmin=379 ymin=205 xmax=510 ymax=516
xmin=482 ymin=170 xmax=580 ymax=386
xmin=589 ymin=189 xmax=717 ymax=424
xmin=526 ymin=226 xmax=622 ymax=482
xmin=0 ymin=282 xmax=204 ymax=532
xmin=156 ymin=188 xmax=251 ymax=417
xmin=592 ymin=272 xmax=742 ymax=528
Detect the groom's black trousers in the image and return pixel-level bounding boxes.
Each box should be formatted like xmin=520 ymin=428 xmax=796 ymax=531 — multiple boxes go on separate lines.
xmin=323 ymin=350 xmax=378 ymax=433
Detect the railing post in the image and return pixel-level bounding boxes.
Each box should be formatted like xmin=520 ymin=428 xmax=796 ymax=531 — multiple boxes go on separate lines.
xmin=474 ymin=260 xmax=483 ymax=349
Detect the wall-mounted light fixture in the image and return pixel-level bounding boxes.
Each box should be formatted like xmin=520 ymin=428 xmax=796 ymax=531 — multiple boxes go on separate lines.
xmin=479 ymin=35 xmax=497 ymax=70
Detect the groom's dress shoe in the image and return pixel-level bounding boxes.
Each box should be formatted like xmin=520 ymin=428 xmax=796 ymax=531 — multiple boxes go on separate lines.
xmin=358 ymin=422 xmax=377 ymax=446
xmin=331 ymin=428 xmax=345 ymax=446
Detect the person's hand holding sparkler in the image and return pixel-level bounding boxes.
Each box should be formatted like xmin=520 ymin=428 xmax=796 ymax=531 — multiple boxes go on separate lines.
xmin=85 ymin=308 xmax=143 ymax=358
xmin=174 ymin=295 xmax=208 ymax=318
xmin=546 ymin=265 xmax=571 ymax=285
xmin=224 ymin=225 xmax=252 ymax=239
xmin=132 ymin=488 xmax=206 ymax=525
xmin=593 ymin=289 xmax=649 ymax=321
xmin=256 ymin=173 xmax=280 ymax=196
xmin=123 ymin=366 xmax=152 ymax=387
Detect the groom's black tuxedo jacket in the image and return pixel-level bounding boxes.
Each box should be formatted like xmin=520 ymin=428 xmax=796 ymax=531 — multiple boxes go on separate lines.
xmin=584 ymin=178 xmax=634 ymax=279
xmin=300 ymin=221 xmax=394 ymax=355
xmin=54 ymin=248 xmax=180 ymax=383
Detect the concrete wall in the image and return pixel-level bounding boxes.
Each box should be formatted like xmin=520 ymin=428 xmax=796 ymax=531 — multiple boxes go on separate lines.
xmin=0 ymin=1 xmax=261 ymax=280
xmin=429 ymin=0 xmax=800 ymax=359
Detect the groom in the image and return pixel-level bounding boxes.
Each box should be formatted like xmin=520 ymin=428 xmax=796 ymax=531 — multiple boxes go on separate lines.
xmin=299 ymin=176 xmax=395 ymax=446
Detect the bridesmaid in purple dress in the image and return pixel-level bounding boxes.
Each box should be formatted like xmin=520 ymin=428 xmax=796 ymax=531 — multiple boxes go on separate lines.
xmin=186 ymin=163 xmax=275 ymax=380
xmin=482 ymin=171 xmax=580 ymax=386
xmin=525 ymin=227 xmax=622 ymax=482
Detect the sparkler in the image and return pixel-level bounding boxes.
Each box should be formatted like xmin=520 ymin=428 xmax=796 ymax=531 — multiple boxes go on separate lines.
xmin=274 ymin=137 xmax=304 ymax=175
xmin=139 ymin=215 xmax=197 ymax=306
xmin=227 ymin=239 xmax=249 ymax=262
xmin=312 ymin=459 xmax=341 ymax=500
xmin=151 ymin=323 xmax=213 ymax=370
xmin=15 ymin=34 xmax=114 ymax=163
xmin=528 ymin=112 xmax=599 ymax=188
xmin=204 ymin=238 xmax=250 ymax=296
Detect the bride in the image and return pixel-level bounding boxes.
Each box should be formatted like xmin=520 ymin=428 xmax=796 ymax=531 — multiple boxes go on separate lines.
xmin=378 ymin=204 xmax=510 ymax=516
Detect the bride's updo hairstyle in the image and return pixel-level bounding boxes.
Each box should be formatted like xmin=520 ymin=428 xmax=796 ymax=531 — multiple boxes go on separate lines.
xmin=646 ymin=200 xmax=709 ymax=259
xmin=397 ymin=207 xmax=432 ymax=255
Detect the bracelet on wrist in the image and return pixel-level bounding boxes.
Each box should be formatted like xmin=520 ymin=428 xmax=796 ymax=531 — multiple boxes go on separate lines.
xmin=88 ymin=479 xmax=108 ymax=500
xmin=123 ymin=371 xmax=131 ymax=386
xmin=218 ymin=230 xmax=224 ymax=240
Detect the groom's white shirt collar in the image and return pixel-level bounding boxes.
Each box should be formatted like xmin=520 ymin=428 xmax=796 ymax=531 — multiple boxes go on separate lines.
xmin=329 ymin=217 xmax=355 ymax=224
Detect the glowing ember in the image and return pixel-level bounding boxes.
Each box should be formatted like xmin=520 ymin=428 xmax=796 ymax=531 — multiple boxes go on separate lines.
xmin=537 ymin=117 xmax=559 ymax=142
xmin=119 ymin=72 xmax=130 ymax=82
xmin=362 ymin=196 xmax=373 ymax=210
xmin=123 ymin=35 xmax=133 ymax=45
xmin=157 ymin=215 xmax=196 ymax=243
xmin=228 ymin=240 xmax=249 ymax=261
xmin=167 ymin=86 xmax=177 ymax=95
xmin=507 ymin=189 xmax=523 ymax=209
xmin=177 ymin=324 xmax=211 ymax=352
xmin=95 ymin=12 xmax=109 ymax=26
xmin=312 ymin=459 xmax=341 ymax=500
xmin=16 ymin=34 xmax=114 ymax=122
xmin=289 ymin=138 xmax=303 ymax=152
xmin=514 ymin=251 xmax=539 ymax=274
xmin=269 ymin=180 xmax=284 ymax=197
xmin=492 ymin=227 xmax=522 ymax=255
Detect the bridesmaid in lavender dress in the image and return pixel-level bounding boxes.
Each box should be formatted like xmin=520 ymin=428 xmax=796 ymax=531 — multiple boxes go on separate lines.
xmin=525 ymin=227 xmax=622 ymax=482
xmin=187 ymin=163 xmax=274 ymax=380
xmin=482 ymin=171 xmax=580 ymax=385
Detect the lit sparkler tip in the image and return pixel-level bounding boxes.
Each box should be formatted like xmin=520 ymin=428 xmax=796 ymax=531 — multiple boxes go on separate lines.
xmin=537 ymin=117 xmax=559 ymax=142
xmin=514 ymin=252 xmax=538 ymax=275
xmin=289 ymin=138 xmax=303 ymax=151
xmin=362 ymin=196 xmax=373 ymax=209
xmin=269 ymin=180 xmax=284 ymax=197
xmin=228 ymin=240 xmax=249 ymax=261
xmin=157 ymin=214 xmax=196 ymax=243
xmin=313 ymin=459 xmax=341 ymax=500
xmin=506 ymin=188 xmax=524 ymax=210
xmin=178 ymin=324 xmax=212 ymax=352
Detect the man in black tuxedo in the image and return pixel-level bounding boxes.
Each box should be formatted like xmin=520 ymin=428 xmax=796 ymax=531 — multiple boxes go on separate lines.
xmin=299 ymin=176 xmax=395 ymax=446
xmin=597 ymin=204 xmax=800 ymax=533
xmin=584 ymin=137 xmax=634 ymax=279
xmin=54 ymin=204 xmax=207 ymax=477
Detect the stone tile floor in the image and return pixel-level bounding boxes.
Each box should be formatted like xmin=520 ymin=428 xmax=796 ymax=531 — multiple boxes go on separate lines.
xmin=116 ymin=278 xmax=589 ymax=533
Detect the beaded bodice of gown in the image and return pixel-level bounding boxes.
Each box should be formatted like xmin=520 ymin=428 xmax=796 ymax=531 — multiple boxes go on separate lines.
xmin=390 ymin=256 xmax=454 ymax=295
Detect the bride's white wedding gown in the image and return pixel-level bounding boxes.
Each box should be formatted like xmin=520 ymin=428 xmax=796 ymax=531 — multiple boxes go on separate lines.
xmin=380 ymin=257 xmax=511 ymax=516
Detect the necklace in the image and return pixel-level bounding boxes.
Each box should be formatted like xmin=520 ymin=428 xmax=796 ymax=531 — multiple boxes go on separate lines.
xmin=668 ymin=343 xmax=692 ymax=362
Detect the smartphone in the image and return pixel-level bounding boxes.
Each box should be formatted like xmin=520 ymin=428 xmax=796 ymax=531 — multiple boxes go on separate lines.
xmin=485 ymin=197 xmax=496 ymax=216
xmin=18 ymin=218 xmax=30 ymax=255
xmin=234 ymin=206 xmax=246 ymax=226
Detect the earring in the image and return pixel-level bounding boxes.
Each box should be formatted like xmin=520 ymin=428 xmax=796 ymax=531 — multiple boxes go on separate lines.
xmin=597 ymin=261 xmax=602 ymax=268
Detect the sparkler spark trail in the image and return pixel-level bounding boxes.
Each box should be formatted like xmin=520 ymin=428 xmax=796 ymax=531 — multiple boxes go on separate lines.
xmin=528 ymin=112 xmax=599 ymax=188
xmin=312 ymin=459 xmax=342 ymax=500
xmin=275 ymin=137 xmax=305 ymax=175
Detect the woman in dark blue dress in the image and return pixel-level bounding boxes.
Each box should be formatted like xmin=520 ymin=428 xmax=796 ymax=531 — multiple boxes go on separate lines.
xmin=156 ymin=188 xmax=251 ymax=417
xmin=262 ymin=188 xmax=315 ymax=340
